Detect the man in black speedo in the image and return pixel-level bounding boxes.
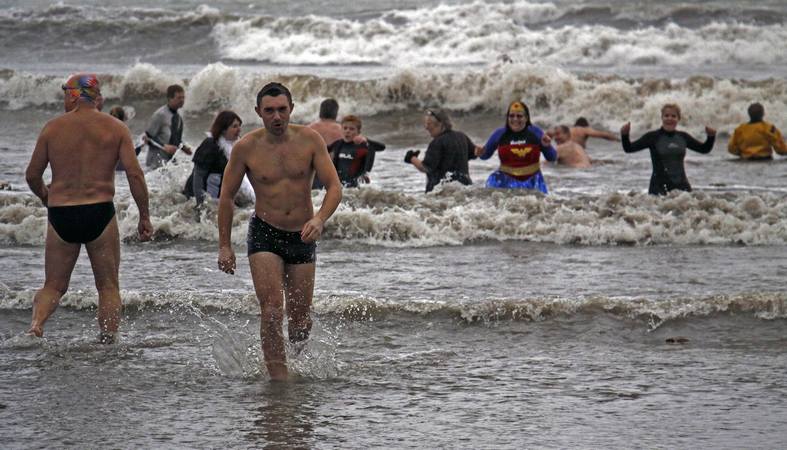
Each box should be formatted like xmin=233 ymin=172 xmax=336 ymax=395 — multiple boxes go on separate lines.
xmin=621 ymin=103 xmax=716 ymax=195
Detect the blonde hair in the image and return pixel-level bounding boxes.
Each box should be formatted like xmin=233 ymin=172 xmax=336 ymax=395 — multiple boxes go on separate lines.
xmin=661 ymin=103 xmax=681 ymax=119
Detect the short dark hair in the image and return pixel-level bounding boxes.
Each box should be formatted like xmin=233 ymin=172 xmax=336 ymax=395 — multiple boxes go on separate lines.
xmin=747 ymin=103 xmax=764 ymax=122
xmin=167 ymin=84 xmax=185 ymax=99
xmin=108 ymin=106 xmax=126 ymax=122
xmin=210 ymin=110 xmax=242 ymax=139
xmin=574 ymin=117 xmax=589 ymax=127
xmin=256 ymin=82 xmax=293 ymax=107
xmin=319 ymin=98 xmax=339 ymax=120
xmin=558 ymin=125 xmax=571 ymax=134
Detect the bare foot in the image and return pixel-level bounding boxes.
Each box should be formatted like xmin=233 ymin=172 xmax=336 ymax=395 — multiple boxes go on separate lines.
xmin=27 ymin=324 xmax=43 ymax=337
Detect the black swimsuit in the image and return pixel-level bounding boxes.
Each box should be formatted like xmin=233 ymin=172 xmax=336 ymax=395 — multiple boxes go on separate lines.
xmin=247 ymin=215 xmax=316 ymax=264
xmin=47 ymin=202 xmax=115 ymax=244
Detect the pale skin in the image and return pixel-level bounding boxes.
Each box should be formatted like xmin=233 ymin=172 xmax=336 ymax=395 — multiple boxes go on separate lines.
xmin=621 ymin=108 xmax=716 ymax=137
xmin=570 ymin=125 xmax=620 ymax=148
xmin=24 ymin=92 xmax=153 ymax=340
xmin=554 ymin=127 xmax=591 ymax=168
xmin=308 ymin=119 xmax=343 ymax=147
xmin=338 ymin=122 xmax=371 ymax=182
xmin=217 ymin=93 xmax=341 ymax=381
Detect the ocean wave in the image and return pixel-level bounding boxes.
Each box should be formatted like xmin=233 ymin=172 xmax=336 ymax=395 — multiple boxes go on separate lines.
xmin=2 ymin=63 xmax=786 ymax=136
xmin=2 ymin=286 xmax=785 ymax=327
xmin=3 ymin=178 xmax=787 ymax=247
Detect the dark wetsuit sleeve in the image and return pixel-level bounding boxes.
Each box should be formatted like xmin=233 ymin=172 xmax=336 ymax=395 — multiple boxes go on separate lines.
xmin=464 ymin=134 xmax=478 ymax=160
xmin=193 ymin=166 xmax=210 ymax=205
xmin=327 ymin=140 xmax=341 ymax=165
xmin=481 ymin=127 xmax=506 ymax=160
xmin=681 ymin=131 xmax=714 ymax=154
xmin=421 ymin=139 xmax=442 ymax=172
xmin=532 ymin=126 xmax=557 ymax=161
xmin=622 ymin=131 xmax=657 ymax=153
xmin=364 ymin=139 xmax=385 ymax=173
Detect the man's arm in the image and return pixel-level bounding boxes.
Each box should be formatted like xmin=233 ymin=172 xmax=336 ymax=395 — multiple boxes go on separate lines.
xmin=217 ymin=140 xmax=249 ymax=274
xmin=303 ymin=134 xmax=342 ymax=243
xmin=119 ymin=131 xmax=153 ymax=241
xmin=25 ymin=126 xmax=50 ymax=206
xmin=767 ymin=125 xmax=787 ymax=155
xmin=585 ymin=127 xmax=620 ymax=142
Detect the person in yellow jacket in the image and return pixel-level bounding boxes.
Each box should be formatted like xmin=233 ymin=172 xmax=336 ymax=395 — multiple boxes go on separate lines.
xmin=728 ymin=103 xmax=787 ymax=160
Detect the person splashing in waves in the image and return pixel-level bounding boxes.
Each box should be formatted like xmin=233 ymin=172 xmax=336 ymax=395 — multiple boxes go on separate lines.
xmin=405 ymin=108 xmax=481 ymax=193
xmin=553 ymin=125 xmax=591 ymax=168
xmin=728 ymin=102 xmax=787 ymax=161
xmin=475 ymin=101 xmax=557 ymax=193
xmin=621 ymin=103 xmax=716 ymax=195
xmin=217 ymin=82 xmax=342 ymax=381
xmin=328 ymin=114 xmax=386 ymax=187
xmin=570 ymin=117 xmax=620 ymax=149
xmin=25 ymin=73 xmax=153 ymax=343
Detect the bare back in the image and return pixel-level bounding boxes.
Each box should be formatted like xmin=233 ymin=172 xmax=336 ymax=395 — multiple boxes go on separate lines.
xmin=557 ymin=141 xmax=592 ymax=168
xmin=34 ymin=108 xmax=130 ymax=206
xmin=308 ymin=120 xmax=343 ymax=146
xmin=232 ymin=124 xmax=328 ymax=231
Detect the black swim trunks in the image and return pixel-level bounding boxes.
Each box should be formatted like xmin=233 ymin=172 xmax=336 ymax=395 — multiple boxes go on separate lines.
xmin=47 ymin=202 xmax=116 ymax=244
xmin=247 ymin=215 xmax=316 ymax=264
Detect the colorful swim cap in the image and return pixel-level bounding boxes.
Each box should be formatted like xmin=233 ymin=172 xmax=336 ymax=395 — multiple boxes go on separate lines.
xmin=62 ymin=73 xmax=101 ymax=103
xmin=509 ymin=101 xmax=527 ymax=114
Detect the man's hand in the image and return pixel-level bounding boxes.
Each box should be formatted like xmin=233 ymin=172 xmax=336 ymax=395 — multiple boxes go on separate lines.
xmin=138 ymin=217 xmax=153 ymax=242
xmin=300 ymin=216 xmax=324 ymax=244
xmin=541 ymin=134 xmax=552 ymax=147
xmin=474 ymin=145 xmax=484 ymax=157
xmin=705 ymin=126 xmax=716 ymax=136
xmin=621 ymin=122 xmax=631 ymax=135
xmin=163 ymin=144 xmax=178 ymax=155
xmin=218 ymin=246 xmax=236 ymax=274
xmin=404 ymin=150 xmax=420 ymax=164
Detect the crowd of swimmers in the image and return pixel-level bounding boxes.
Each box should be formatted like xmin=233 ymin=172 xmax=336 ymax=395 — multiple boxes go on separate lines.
xmin=21 ymin=73 xmax=787 ymax=381
xmin=106 ymin=88 xmax=787 ymax=203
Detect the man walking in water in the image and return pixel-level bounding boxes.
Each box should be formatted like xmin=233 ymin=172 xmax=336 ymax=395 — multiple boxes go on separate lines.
xmin=25 ymin=73 xmax=153 ymax=342
xmin=217 ymin=82 xmax=342 ymax=381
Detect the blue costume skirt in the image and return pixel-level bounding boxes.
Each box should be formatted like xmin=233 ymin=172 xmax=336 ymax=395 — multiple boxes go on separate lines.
xmin=485 ymin=170 xmax=549 ymax=193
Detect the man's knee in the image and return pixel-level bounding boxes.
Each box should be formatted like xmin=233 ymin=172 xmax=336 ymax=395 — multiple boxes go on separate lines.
xmin=260 ymin=303 xmax=285 ymax=326
xmin=42 ymin=280 xmax=69 ymax=298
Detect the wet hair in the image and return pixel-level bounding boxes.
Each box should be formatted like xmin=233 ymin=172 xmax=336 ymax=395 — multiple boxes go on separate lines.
xmin=661 ymin=103 xmax=681 ymax=119
xmin=108 ymin=106 xmax=126 ymax=122
xmin=210 ymin=110 xmax=242 ymax=139
xmin=341 ymin=114 xmax=362 ymax=131
xmin=505 ymin=101 xmax=532 ymax=131
xmin=319 ymin=98 xmax=339 ymax=120
xmin=256 ymin=82 xmax=293 ymax=107
xmin=747 ymin=103 xmax=764 ymax=122
xmin=425 ymin=108 xmax=452 ymax=131
xmin=574 ymin=117 xmax=589 ymax=127
xmin=166 ymin=84 xmax=185 ymax=99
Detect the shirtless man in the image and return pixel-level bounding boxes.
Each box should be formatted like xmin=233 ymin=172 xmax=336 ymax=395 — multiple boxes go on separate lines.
xmin=307 ymin=98 xmax=343 ymax=146
xmin=25 ymin=73 xmax=153 ymax=342
xmin=217 ymin=83 xmax=342 ymax=381
xmin=570 ymin=117 xmax=619 ymax=148
xmin=554 ymin=125 xmax=591 ymax=168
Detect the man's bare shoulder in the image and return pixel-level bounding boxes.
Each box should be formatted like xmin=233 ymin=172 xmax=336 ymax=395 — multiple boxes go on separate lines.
xmin=292 ymin=124 xmax=326 ymax=149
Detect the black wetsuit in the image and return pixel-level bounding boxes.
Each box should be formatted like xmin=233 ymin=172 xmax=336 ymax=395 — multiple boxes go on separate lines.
xmin=622 ymin=128 xmax=714 ymax=195
xmin=422 ymin=130 xmax=477 ymax=193
xmin=183 ymin=137 xmax=227 ymax=202
xmin=328 ymin=139 xmax=386 ymax=187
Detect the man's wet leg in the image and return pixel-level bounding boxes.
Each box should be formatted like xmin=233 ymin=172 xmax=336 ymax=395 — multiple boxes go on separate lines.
xmin=28 ymin=223 xmax=81 ymax=337
xmin=250 ymin=252 xmax=288 ymax=381
xmin=86 ymin=217 xmax=121 ymax=344
xmin=284 ymin=262 xmax=315 ymax=344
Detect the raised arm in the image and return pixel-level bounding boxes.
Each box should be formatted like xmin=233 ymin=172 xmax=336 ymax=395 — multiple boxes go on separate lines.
xmin=586 ymin=127 xmax=620 ymax=142
xmin=683 ymin=127 xmax=715 ymax=154
xmin=621 ymin=123 xmax=654 ymax=153
xmin=532 ymin=126 xmax=557 ymax=162
xmin=25 ymin=125 xmax=51 ymax=206
xmin=479 ymin=127 xmax=505 ymax=160
xmin=119 ymin=129 xmax=153 ymax=241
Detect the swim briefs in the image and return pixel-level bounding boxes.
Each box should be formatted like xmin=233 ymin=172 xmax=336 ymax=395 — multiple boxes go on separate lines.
xmin=247 ymin=215 xmax=316 ymax=264
xmin=47 ymin=202 xmax=116 ymax=244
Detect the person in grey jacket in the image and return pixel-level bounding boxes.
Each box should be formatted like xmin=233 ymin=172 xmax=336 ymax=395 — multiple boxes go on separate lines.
xmin=145 ymin=84 xmax=192 ymax=169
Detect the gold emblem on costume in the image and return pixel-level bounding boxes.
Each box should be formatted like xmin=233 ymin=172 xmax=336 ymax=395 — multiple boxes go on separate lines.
xmin=509 ymin=102 xmax=526 ymax=113
xmin=511 ymin=146 xmax=531 ymax=157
